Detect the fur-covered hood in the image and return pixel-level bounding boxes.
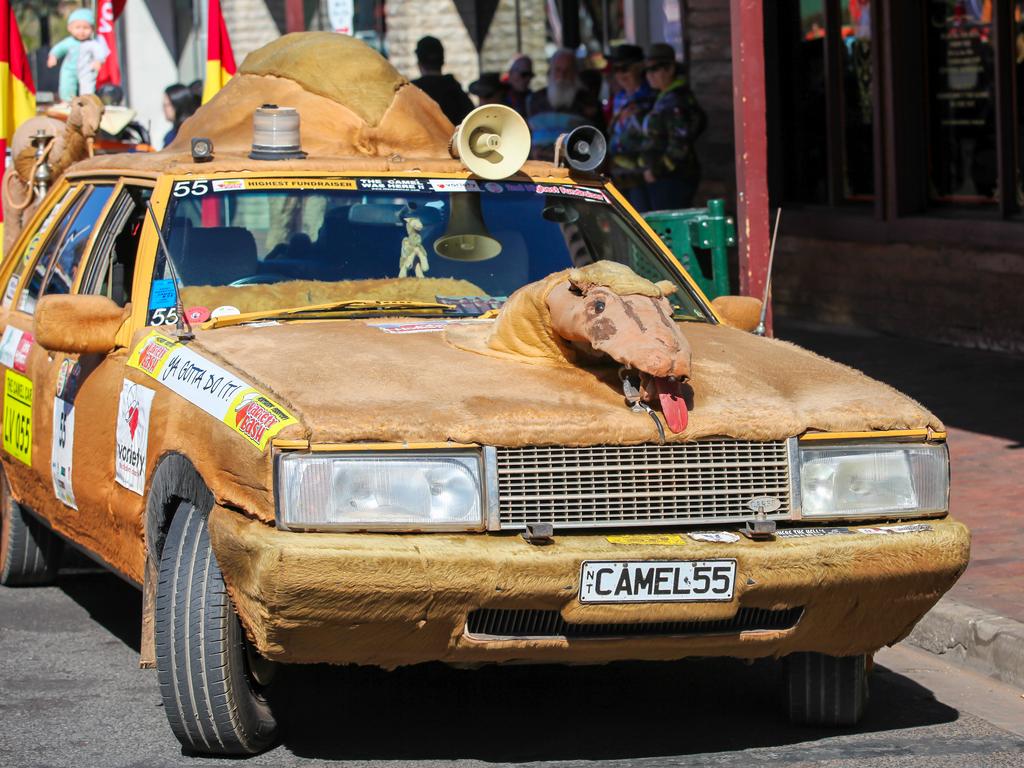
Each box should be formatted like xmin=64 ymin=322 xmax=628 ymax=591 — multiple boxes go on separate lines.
xmin=179 ymin=318 xmax=941 ymax=447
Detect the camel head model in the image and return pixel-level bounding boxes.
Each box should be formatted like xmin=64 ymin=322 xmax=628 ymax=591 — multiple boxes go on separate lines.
xmin=485 ymin=261 xmax=693 ymax=433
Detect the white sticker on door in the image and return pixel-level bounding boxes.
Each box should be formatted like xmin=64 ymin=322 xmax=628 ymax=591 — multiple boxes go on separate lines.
xmin=115 ymin=380 xmax=155 ymax=495
xmin=51 ymin=397 xmax=76 ymax=508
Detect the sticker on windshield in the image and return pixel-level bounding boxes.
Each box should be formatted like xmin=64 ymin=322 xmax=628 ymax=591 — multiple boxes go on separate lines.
xmin=185 ymin=306 xmax=211 ymax=323
xmin=212 ymin=179 xmax=246 ymax=192
xmin=173 ymin=178 xmax=357 ymax=197
xmin=148 ymin=279 xmax=177 ymax=309
xmin=52 ymin=396 xmax=76 ymax=508
xmin=428 ymin=179 xmax=480 ymax=193
xmin=358 ymin=177 xmax=428 ymax=193
xmin=534 ymin=183 xmax=607 ymax=203
xmin=127 ymin=332 xmax=296 ymax=450
xmin=3 ymin=370 xmax=32 ymax=466
xmin=2 ymin=276 xmax=18 ymax=307
xmin=115 ymin=380 xmax=155 ymax=495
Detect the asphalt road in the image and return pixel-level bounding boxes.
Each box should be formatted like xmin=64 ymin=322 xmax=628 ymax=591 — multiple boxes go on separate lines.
xmin=1 ymin=562 xmax=1023 ymax=768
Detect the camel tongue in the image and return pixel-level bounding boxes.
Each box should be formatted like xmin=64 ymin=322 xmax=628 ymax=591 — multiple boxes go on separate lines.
xmin=654 ymin=377 xmax=688 ymax=433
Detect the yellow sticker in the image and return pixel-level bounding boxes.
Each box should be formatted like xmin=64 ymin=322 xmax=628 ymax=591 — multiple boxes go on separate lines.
xmin=128 ymin=332 xmax=296 ymax=451
xmin=240 ymin=178 xmax=357 ymax=191
xmin=606 ymin=533 xmax=688 ymax=546
xmin=3 ymin=370 xmax=32 ymax=465
xmin=224 ymin=388 xmax=298 ymax=451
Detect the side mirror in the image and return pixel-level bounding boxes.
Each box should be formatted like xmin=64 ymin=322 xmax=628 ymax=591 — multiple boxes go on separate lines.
xmin=711 ymin=295 xmax=763 ymax=333
xmin=34 ymin=295 xmax=129 ymax=354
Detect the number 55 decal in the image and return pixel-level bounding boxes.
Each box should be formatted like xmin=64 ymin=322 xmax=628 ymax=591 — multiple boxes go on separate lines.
xmin=148 ymin=307 xmax=179 ymax=326
xmin=172 ymin=180 xmax=209 ymax=197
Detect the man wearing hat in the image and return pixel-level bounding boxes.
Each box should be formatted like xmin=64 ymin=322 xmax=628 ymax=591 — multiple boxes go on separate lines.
xmin=607 ymin=44 xmax=656 ymax=212
xmin=469 ymin=72 xmax=508 ymax=106
xmin=47 ymin=7 xmax=110 ymax=102
xmin=411 ymin=36 xmax=474 ymax=125
xmin=502 ymin=55 xmax=534 ymax=118
xmin=639 ymin=43 xmax=707 ymax=209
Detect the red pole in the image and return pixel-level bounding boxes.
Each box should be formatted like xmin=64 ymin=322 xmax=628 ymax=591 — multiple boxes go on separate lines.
xmin=729 ymin=0 xmax=772 ymax=334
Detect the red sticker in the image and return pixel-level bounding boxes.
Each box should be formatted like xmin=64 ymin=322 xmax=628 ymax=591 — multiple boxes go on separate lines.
xmin=185 ymin=306 xmax=211 ymax=323
xmin=13 ymin=332 xmax=33 ymax=372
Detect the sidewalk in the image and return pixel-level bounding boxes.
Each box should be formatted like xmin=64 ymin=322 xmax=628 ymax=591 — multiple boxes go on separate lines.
xmin=776 ymin=319 xmax=1024 ymax=687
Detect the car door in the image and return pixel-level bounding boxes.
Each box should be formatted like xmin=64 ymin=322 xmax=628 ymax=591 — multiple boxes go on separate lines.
xmin=0 ymin=180 xmax=126 ymax=570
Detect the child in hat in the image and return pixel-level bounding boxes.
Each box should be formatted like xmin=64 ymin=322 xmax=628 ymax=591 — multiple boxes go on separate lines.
xmin=47 ymin=8 xmax=110 ymax=102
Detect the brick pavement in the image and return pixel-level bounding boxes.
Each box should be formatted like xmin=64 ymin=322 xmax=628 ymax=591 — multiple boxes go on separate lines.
xmin=775 ymin=320 xmax=1024 ymax=624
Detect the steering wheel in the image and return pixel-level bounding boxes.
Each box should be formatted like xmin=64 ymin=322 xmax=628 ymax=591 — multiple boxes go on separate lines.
xmin=228 ymin=273 xmax=289 ymax=286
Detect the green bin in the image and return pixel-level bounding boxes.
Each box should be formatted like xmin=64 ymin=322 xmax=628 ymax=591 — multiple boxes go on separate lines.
xmin=643 ymin=198 xmax=735 ymax=300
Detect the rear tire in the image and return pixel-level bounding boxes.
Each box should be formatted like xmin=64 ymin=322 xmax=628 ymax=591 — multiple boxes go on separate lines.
xmin=155 ymin=501 xmax=278 ymax=755
xmin=0 ymin=468 xmax=62 ymax=586
xmin=785 ymin=652 xmax=868 ymax=726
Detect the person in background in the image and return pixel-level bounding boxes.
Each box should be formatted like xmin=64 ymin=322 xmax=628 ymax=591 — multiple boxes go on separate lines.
xmin=640 ymin=43 xmax=707 ymax=210
xmin=527 ymin=48 xmax=604 ymax=159
xmin=502 ymin=55 xmax=534 ymax=118
xmin=162 ymin=83 xmax=199 ymax=148
xmin=411 ymin=36 xmax=474 ymax=125
xmin=469 ymin=72 xmax=508 ymax=106
xmin=607 ymin=44 xmax=655 ymax=212
xmin=188 ymin=79 xmax=204 ymax=106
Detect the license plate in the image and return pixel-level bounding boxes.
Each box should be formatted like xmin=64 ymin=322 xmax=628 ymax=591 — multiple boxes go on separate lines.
xmin=579 ymin=560 xmax=737 ymax=604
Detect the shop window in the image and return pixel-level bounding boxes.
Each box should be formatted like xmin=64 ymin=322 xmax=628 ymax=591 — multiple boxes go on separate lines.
xmin=926 ymin=1 xmax=998 ymax=203
xmin=767 ymin=0 xmax=876 ymax=206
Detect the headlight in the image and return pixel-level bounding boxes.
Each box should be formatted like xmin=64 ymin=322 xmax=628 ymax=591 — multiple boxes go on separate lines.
xmin=798 ymin=443 xmax=948 ymax=519
xmin=276 ymin=451 xmax=484 ymax=531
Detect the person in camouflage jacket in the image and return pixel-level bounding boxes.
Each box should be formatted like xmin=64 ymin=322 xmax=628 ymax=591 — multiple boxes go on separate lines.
xmin=640 ymin=43 xmax=707 ymax=210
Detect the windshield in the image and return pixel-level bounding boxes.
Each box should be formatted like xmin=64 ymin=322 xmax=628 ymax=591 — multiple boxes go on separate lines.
xmin=153 ymin=176 xmax=709 ymax=322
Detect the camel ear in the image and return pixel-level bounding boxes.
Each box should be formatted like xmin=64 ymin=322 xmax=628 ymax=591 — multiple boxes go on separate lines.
xmin=655 ymin=280 xmax=678 ymax=297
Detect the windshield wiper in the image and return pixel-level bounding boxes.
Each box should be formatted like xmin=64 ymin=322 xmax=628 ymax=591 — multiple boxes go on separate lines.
xmin=207 ymin=300 xmax=456 ymax=329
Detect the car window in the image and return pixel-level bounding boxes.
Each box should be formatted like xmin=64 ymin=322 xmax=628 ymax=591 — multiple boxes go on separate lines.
xmin=2 ymin=185 xmax=77 ymax=309
xmin=17 ymin=184 xmax=114 ymax=313
xmin=40 ymin=184 xmax=116 ymax=298
xmin=153 ymin=178 xmax=709 ymax=321
xmin=81 ymin=185 xmax=151 ymax=307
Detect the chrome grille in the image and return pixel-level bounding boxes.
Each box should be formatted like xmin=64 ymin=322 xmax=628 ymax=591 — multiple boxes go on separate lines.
xmin=466 ymin=607 xmax=804 ymax=639
xmin=492 ymin=440 xmax=794 ymax=530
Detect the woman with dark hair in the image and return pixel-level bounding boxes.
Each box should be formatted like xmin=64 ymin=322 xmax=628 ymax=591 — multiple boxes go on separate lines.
xmin=162 ymin=83 xmax=199 ymax=148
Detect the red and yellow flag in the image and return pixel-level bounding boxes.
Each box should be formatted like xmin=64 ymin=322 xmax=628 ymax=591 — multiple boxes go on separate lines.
xmin=202 ymin=0 xmax=236 ymax=104
xmin=0 ymin=0 xmax=36 ymax=249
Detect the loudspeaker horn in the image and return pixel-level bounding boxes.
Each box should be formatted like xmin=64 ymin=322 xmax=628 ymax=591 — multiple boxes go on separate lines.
xmin=433 ymin=193 xmax=502 ymax=262
xmin=554 ymin=125 xmax=607 ymax=172
xmin=449 ymin=104 xmax=531 ymax=180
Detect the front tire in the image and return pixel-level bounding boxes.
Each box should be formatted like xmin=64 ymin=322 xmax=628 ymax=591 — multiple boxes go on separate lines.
xmin=0 ymin=468 xmax=62 ymax=586
xmin=155 ymin=501 xmax=278 ymax=755
xmin=786 ymin=652 xmax=868 ymax=726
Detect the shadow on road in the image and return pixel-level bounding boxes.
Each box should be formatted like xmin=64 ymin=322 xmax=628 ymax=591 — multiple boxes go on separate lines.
xmin=51 ymin=562 xmax=959 ymax=763
xmin=776 ymin=320 xmax=1024 ymax=448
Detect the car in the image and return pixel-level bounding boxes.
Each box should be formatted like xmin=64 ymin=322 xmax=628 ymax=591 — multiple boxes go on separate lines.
xmin=0 ymin=32 xmax=969 ymax=756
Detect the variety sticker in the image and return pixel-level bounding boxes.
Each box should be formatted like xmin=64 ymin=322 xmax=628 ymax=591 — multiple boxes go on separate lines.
xmin=115 ymin=380 xmax=155 ymax=495
xmin=3 ymin=370 xmax=32 ymax=465
xmin=428 ymin=179 xmax=481 ymax=193
xmin=51 ymin=396 xmax=76 ymax=507
xmin=127 ymin=332 xmax=296 ymax=450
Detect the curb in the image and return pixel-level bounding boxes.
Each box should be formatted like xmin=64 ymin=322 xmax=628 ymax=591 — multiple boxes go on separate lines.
xmin=905 ymin=595 xmax=1024 ymax=690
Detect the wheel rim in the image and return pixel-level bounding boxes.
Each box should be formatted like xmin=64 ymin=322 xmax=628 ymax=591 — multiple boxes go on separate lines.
xmin=243 ymin=630 xmax=277 ymax=689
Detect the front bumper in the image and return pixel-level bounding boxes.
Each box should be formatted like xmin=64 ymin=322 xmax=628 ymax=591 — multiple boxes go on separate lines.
xmin=209 ymin=506 xmax=970 ymax=669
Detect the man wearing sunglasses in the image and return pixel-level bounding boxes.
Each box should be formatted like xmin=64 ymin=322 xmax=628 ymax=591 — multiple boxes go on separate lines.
xmin=503 ymin=55 xmax=534 ymax=118
xmin=639 ymin=43 xmax=707 ymax=209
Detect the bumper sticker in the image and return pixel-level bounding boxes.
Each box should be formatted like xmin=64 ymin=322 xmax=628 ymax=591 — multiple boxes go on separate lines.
xmin=776 ymin=527 xmax=856 ymax=539
xmin=127 ymin=331 xmax=296 ymax=450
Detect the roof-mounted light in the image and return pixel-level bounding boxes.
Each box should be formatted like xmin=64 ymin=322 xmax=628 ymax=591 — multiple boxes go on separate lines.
xmin=249 ymin=104 xmax=307 ymax=161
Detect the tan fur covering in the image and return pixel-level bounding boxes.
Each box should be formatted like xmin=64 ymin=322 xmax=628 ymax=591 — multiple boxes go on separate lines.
xmin=168 ymin=33 xmax=453 ymax=159
xmin=568 ymin=260 xmax=676 ymax=299
xmin=180 ymin=319 xmax=941 ymax=470
xmin=209 ymin=506 xmax=969 ymax=667
xmin=181 ymin=277 xmax=483 ymax=316
xmin=239 ymin=32 xmax=406 ymax=127
xmin=712 ymin=295 xmax=763 ymax=332
xmin=33 ymin=295 xmax=129 ymax=354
